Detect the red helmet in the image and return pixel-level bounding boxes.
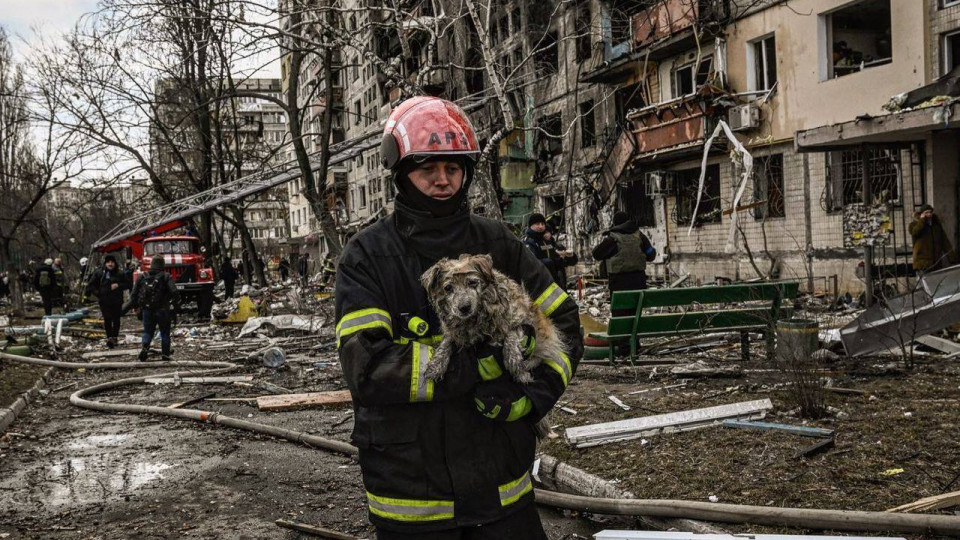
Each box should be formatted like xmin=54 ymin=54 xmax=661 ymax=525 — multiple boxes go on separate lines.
xmin=380 ymin=96 xmax=480 ymax=170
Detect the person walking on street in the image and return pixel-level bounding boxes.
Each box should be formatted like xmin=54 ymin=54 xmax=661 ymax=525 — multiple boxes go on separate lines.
xmin=85 ymin=255 xmax=130 ymax=348
xmin=337 ymin=96 xmax=582 ymax=539
xmin=34 ymin=259 xmax=59 ymax=316
xmin=592 ymin=211 xmax=656 ymax=314
xmin=220 ymin=257 xmax=238 ymax=299
xmin=910 ymin=204 xmax=957 ymax=273
xmin=279 ymin=257 xmax=291 ymax=281
xmin=125 ymin=255 xmax=181 ymax=361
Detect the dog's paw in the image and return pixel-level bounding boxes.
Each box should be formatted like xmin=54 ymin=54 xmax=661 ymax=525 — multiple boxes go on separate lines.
xmin=424 ymin=359 xmax=446 ymax=381
xmin=514 ymin=370 xmax=534 ymax=384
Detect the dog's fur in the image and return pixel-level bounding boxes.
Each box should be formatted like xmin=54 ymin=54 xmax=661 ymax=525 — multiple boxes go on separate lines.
xmin=421 ymin=253 xmax=567 ymax=386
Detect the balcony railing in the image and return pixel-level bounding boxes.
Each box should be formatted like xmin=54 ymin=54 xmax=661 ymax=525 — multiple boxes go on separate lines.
xmin=627 ymin=90 xmax=727 ymax=158
xmin=632 ymin=0 xmax=699 ymax=50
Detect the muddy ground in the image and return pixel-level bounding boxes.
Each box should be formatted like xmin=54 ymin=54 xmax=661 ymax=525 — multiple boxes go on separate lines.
xmin=0 ymin=310 xmax=603 ymax=540
xmin=2 ymin=301 xmax=960 ymax=539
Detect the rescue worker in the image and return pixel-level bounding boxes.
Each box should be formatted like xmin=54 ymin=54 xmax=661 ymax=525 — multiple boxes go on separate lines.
xmin=522 ymin=213 xmax=554 ymax=277
xmin=125 ymin=255 xmax=181 ymax=361
xmin=319 ymin=253 xmax=336 ymax=291
xmin=542 ymin=226 xmax=577 ymax=290
xmin=52 ymin=257 xmax=67 ymax=311
xmin=279 ymin=257 xmax=291 ymax=281
xmin=85 ymin=255 xmax=130 ymax=348
xmin=220 ymin=257 xmax=238 ymax=298
xmin=592 ymin=212 xmax=656 ymax=315
xmin=336 ymin=96 xmax=582 ymax=539
xmin=910 ymin=204 xmax=957 ymax=273
xmin=34 ymin=258 xmax=59 ymax=315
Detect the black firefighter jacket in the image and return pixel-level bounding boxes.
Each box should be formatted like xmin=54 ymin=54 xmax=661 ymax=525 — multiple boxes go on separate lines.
xmin=335 ymin=204 xmax=583 ymax=533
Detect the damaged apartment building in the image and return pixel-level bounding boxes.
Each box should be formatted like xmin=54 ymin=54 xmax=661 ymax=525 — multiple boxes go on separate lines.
xmin=285 ymin=0 xmax=960 ymax=296
xmin=575 ymin=0 xmax=960 ymax=294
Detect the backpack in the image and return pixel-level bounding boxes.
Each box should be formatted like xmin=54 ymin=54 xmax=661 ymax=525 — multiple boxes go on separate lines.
xmin=138 ymin=273 xmax=166 ymax=310
xmin=38 ymin=270 xmax=51 ymax=288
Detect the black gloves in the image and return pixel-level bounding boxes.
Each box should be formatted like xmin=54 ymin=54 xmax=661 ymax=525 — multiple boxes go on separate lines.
xmin=473 ymin=378 xmax=534 ymax=422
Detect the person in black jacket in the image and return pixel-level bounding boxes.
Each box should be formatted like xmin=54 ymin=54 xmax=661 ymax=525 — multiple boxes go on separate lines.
xmin=85 ymin=255 xmax=130 ymax=348
xmin=522 ymin=213 xmax=554 ymax=275
xmin=125 ymin=255 xmax=181 ymax=361
xmin=337 ymin=97 xmax=582 ymax=539
xmin=34 ymin=259 xmax=59 ymax=316
xmin=219 ymin=257 xmax=238 ymax=298
xmin=543 ymin=226 xmax=578 ymax=290
xmin=592 ymin=212 xmax=656 ymax=315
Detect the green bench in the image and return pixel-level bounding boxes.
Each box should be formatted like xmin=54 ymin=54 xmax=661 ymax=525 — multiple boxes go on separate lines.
xmin=588 ymin=282 xmax=800 ymax=365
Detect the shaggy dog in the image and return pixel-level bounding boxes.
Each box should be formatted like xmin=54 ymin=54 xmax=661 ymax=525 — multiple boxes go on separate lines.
xmin=421 ymin=253 xmax=567 ymax=390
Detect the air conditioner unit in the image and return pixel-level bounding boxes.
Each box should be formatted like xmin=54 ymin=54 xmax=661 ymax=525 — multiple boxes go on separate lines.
xmin=644 ymin=170 xmax=677 ymax=198
xmin=728 ymin=103 xmax=761 ymax=132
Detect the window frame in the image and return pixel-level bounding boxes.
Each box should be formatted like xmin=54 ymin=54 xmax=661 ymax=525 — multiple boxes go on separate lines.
xmin=748 ymin=33 xmax=778 ymax=92
xmin=753 ymin=154 xmax=786 ymax=220
xmin=943 ymin=29 xmax=960 ymax=75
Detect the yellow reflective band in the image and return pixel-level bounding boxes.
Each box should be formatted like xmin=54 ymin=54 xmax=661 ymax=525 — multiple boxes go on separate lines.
xmin=475 ymin=398 xmax=501 ymax=419
xmin=534 ymin=283 xmax=568 ymax=316
xmin=478 ymin=355 xmax=503 ymax=381
xmin=394 ymin=334 xmax=444 ymax=346
xmin=498 ymin=472 xmax=533 ymax=507
xmin=506 ymin=397 xmax=533 ymax=421
xmin=367 ymin=491 xmax=454 ymax=522
xmin=336 ymin=308 xmax=392 ymax=347
xmin=410 ymin=342 xmax=435 ymax=402
xmin=544 ymin=352 xmax=572 ymax=387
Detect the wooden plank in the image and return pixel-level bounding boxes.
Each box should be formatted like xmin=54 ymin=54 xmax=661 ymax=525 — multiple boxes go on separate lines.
xmin=795 ymin=436 xmax=835 ymax=459
xmin=565 ymin=399 xmax=773 ymax=448
xmin=914 ymin=335 xmax=960 ymax=355
xmin=257 ymin=390 xmax=353 ymax=411
xmin=722 ymin=420 xmax=835 ymax=438
xmin=81 ymin=348 xmax=142 ymax=359
xmin=888 ymin=490 xmax=960 ymax=513
xmin=144 ymin=376 xmax=254 ymax=385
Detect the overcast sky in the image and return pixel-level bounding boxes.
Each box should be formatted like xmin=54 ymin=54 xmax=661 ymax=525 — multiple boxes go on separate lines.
xmin=0 ymin=0 xmax=100 ymax=44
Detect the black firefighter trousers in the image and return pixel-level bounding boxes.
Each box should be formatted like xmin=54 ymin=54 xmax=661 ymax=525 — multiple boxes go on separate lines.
xmin=100 ymin=300 xmax=123 ymax=340
xmin=376 ymin=504 xmax=548 ymax=540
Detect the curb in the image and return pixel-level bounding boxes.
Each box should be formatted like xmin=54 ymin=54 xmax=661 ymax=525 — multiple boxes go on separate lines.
xmin=0 ymin=367 xmax=55 ymax=435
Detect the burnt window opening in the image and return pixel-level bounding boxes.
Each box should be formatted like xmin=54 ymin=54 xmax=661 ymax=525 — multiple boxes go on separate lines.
xmin=672 ymin=56 xmax=713 ymax=98
xmin=824 ymin=0 xmax=892 ymax=80
xmin=753 ymin=154 xmax=785 ymax=220
xmin=615 ymin=83 xmax=646 ymax=122
xmin=751 ymin=35 xmax=778 ymax=91
xmin=675 ymin=164 xmax=721 ymax=226
xmin=617 ymin=178 xmax=656 ymax=228
xmin=534 ymin=31 xmax=560 ymax=77
xmin=537 ymin=112 xmax=563 ymax=156
xmin=943 ymin=30 xmax=960 ymax=75
xmin=579 ymin=100 xmax=596 ymax=148
xmin=465 ymin=49 xmax=485 ymax=95
xmin=825 ymin=147 xmax=902 ymax=212
xmin=543 ymin=196 xmax=565 ymax=231
xmin=576 ymin=4 xmax=593 ymax=63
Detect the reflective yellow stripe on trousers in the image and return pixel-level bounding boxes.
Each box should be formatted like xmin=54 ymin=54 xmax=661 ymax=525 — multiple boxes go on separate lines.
xmin=367 ymin=491 xmax=454 ymax=522
xmin=534 ymin=283 xmax=568 ymax=316
xmin=336 ymin=308 xmax=392 ymax=347
xmin=498 ymin=471 xmax=533 ymax=506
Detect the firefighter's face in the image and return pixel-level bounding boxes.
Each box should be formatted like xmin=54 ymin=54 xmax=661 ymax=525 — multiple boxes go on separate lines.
xmin=408 ymin=160 xmax=464 ymax=200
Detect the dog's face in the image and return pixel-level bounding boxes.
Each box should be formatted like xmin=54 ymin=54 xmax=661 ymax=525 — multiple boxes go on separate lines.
xmin=421 ymin=254 xmax=496 ymax=324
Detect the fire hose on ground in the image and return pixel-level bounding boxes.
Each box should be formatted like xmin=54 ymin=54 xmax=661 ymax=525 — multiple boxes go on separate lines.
xmin=3 ymin=350 xmax=960 ymax=537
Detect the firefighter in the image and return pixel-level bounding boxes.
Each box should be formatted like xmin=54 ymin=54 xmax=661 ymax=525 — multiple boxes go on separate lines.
xmin=335 ymin=96 xmax=583 ymax=539
xmin=125 ymin=255 xmax=181 ymax=361
xmin=318 ymin=253 xmax=336 ymax=290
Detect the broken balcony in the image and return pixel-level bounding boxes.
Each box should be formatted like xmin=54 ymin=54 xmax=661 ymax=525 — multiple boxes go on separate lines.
xmin=626 ymin=89 xmax=729 ymax=161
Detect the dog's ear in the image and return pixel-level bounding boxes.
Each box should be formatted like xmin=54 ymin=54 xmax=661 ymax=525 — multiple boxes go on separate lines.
xmin=421 ymin=261 xmax=444 ymax=294
xmin=473 ymin=254 xmax=495 ymax=283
